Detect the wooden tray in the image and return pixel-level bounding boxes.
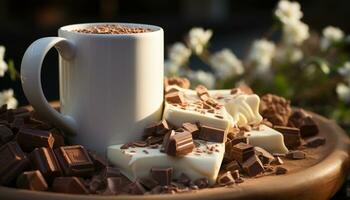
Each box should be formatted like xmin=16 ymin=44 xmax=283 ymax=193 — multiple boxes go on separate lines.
xmin=0 ymin=109 xmax=349 ymax=200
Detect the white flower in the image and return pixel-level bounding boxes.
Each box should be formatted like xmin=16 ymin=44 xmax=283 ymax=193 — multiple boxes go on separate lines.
xmin=282 ymin=20 xmax=309 ymax=45
xmin=164 ymin=60 xmax=180 ymax=76
xmin=0 ymin=89 xmax=17 ymax=109
xmin=168 ymin=42 xmax=191 ymax=65
xmin=336 ymin=83 xmax=350 ymax=103
xmin=338 ymin=61 xmax=350 ymax=78
xmin=275 ymin=0 xmax=303 ymax=24
xmin=321 ymin=26 xmax=344 ymax=50
xmin=188 ymin=70 xmax=216 ymax=89
xmin=249 ymin=39 xmax=276 ymax=73
xmin=209 ymin=49 xmax=244 ymax=79
xmin=277 ymin=47 xmax=303 ymax=63
xmin=0 ymin=46 xmax=8 ymax=77
xmin=187 ymin=27 xmax=212 ymax=55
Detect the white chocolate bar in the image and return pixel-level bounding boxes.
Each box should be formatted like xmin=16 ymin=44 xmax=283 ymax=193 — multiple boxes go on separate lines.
xmin=163 ymin=86 xmax=234 ymax=131
xmin=107 ymin=140 xmax=224 ymax=185
xmin=163 ymin=86 xmax=263 ymax=131
xmin=245 ymin=125 xmax=289 ymax=154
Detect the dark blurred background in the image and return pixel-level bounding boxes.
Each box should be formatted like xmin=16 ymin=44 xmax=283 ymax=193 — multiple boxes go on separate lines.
xmin=0 ymin=0 xmax=349 ymax=198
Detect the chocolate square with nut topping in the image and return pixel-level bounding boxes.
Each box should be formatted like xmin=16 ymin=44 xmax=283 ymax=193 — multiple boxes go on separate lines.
xmin=54 ymin=145 xmax=95 ymax=177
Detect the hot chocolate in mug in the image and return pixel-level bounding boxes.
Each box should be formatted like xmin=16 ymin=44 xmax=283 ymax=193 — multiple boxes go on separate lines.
xmin=21 ymin=23 xmax=164 ymax=154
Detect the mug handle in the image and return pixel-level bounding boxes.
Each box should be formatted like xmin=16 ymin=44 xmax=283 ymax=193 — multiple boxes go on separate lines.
xmin=21 ymin=37 xmax=77 ymax=135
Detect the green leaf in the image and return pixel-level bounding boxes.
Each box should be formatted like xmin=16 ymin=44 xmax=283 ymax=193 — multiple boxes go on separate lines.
xmin=7 ymin=59 xmax=19 ymax=81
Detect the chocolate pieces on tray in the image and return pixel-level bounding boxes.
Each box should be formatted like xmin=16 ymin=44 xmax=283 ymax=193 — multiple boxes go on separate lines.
xmin=0 ymin=78 xmax=327 ymax=196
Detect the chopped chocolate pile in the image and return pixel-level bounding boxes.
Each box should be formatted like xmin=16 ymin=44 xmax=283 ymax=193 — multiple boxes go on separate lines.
xmin=260 ymin=94 xmax=292 ymax=126
xmin=0 ymin=78 xmax=328 ymax=196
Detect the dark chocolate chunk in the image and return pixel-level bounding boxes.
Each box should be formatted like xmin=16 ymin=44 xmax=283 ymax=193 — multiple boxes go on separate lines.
xmin=305 ymin=136 xmax=326 ymax=148
xmin=127 ymin=181 xmax=147 ymax=195
xmin=217 ymin=171 xmax=235 ymax=186
xmin=11 ymin=117 xmax=24 ymax=133
xmin=88 ymin=151 xmax=108 ymax=170
xmin=52 ymin=177 xmax=89 ymax=194
xmin=182 ymin=122 xmax=200 ymax=139
xmin=273 ymin=125 xmax=301 ymax=149
xmin=51 ymin=133 xmax=65 ymax=148
xmin=55 ymin=145 xmax=95 ymax=177
xmin=156 ymin=120 xmax=171 ymax=136
xmin=151 ymin=167 xmax=173 ymax=186
xmin=177 ymin=173 xmax=191 ymax=186
xmin=194 ymin=177 xmax=209 ymax=189
xmin=300 ymin=117 xmax=319 ymax=137
xmin=0 ymin=125 xmax=13 ymax=145
xmin=165 ymin=91 xmax=185 ymax=104
xmin=16 ymin=170 xmax=48 ymax=191
xmin=198 ymin=125 xmax=226 ymax=143
xmin=288 ymin=109 xmax=319 ymax=138
xmin=230 ymin=136 xmax=247 ymax=145
xmin=138 ymin=177 xmax=158 ymax=190
xmin=16 ymin=128 xmax=55 ymax=152
xmin=286 ymin=150 xmax=306 ymax=160
xmin=254 ymin=146 xmax=275 ymax=165
xmin=288 ymin=109 xmax=308 ymax=127
xmin=166 ymin=130 xmax=194 ymax=156
xmin=231 ymin=142 xmax=255 ymax=163
xmin=225 ymin=160 xmax=241 ymax=173
xmin=0 ymin=142 xmax=29 ymax=185
xmin=30 ymin=147 xmax=62 ymax=182
xmin=144 ymin=122 xmax=158 ymax=137
xmin=275 ymin=167 xmax=288 ymax=175
xmin=242 ymin=155 xmax=264 ymax=177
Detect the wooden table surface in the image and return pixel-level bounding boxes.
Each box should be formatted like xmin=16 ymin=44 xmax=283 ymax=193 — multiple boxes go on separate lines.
xmin=0 ymin=106 xmax=349 ymax=200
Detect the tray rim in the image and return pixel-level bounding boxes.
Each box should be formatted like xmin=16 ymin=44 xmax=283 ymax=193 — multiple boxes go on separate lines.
xmin=0 ymin=108 xmax=349 ymax=200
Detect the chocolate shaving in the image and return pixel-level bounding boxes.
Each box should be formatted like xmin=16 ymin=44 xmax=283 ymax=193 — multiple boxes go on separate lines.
xmin=305 ymin=136 xmax=326 ymax=148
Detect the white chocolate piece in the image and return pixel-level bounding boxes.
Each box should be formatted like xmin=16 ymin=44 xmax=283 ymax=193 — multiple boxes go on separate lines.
xmin=163 ymin=86 xmax=233 ymax=131
xmin=107 ymin=140 xmax=224 ymax=185
xmin=245 ymin=125 xmax=289 ymax=154
xmin=223 ymin=94 xmax=263 ymax=126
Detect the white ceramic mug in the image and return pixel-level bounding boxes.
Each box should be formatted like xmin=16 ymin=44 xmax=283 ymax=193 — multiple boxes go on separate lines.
xmin=21 ymin=23 xmax=164 ymax=154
